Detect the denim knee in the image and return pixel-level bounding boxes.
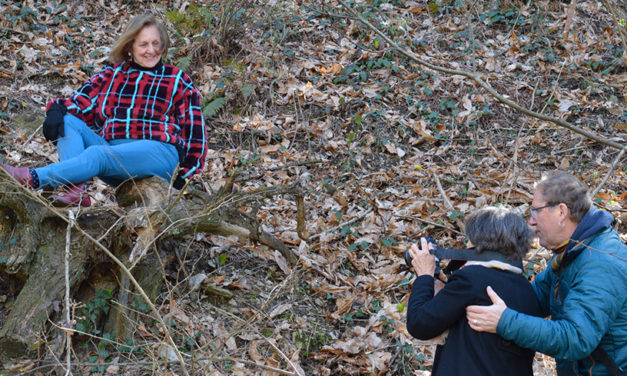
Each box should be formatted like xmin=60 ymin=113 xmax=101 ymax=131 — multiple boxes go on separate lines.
xmin=62 ymin=114 xmax=87 ymax=133
xmin=80 ymin=145 xmax=113 ymax=174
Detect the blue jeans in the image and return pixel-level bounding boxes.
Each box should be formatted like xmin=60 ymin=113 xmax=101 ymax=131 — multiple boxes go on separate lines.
xmin=35 ymin=114 xmax=179 ymax=188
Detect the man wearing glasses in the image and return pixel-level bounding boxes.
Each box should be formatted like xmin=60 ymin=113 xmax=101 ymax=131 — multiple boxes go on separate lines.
xmin=466 ymin=171 xmax=626 ymax=376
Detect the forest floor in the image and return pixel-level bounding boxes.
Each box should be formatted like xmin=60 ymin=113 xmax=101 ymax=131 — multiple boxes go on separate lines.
xmin=0 ymin=0 xmax=625 ymax=375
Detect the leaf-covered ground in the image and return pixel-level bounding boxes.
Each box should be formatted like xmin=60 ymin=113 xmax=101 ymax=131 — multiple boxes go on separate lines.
xmin=0 ymin=0 xmax=625 ymax=375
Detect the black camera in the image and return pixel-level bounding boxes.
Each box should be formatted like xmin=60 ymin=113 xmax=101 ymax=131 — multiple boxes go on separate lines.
xmin=404 ymin=238 xmax=517 ymax=278
xmin=404 ymin=237 xmax=441 ymax=276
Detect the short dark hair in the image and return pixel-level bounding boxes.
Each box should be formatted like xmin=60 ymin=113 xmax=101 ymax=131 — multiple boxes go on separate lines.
xmin=465 ymin=206 xmax=533 ymax=259
xmin=535 ymin=171 xmax=591 ymax=223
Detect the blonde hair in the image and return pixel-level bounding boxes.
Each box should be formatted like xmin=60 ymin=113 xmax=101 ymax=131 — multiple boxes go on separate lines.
xmin=109 ymin=14 xmax=170 ymax=64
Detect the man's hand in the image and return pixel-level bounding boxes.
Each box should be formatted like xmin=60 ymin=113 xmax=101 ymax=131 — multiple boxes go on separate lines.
xmin=466 ymin=286 xmax=507 ymax=333
xmin=409 ymin=237 xmax=436 ymax=277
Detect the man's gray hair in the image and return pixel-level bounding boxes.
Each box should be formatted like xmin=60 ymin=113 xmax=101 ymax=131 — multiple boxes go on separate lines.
xmin=465 ymin=206 xmax=533 ymax=259
xmin=535 ymin=171 xmax=591 ymax=223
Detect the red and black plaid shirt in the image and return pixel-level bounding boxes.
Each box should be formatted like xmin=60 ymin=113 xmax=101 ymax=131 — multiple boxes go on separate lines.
xmin=49 ymin=60 xmax=207 ymax=179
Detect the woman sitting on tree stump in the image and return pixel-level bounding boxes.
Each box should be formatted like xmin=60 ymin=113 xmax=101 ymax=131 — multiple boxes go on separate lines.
xmin=1 ymin=14 xmax=207 ymax=207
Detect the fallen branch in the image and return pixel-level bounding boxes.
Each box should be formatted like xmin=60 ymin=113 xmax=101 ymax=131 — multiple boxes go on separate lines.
xmin=337 ymin=0 xmax=625 ymax=151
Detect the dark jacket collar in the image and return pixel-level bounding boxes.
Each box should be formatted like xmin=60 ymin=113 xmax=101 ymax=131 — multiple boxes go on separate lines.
xmin=565 ymin=206 xmax=614 ymax=253
xmin=550 ymin=206 xmax=614 ymax=272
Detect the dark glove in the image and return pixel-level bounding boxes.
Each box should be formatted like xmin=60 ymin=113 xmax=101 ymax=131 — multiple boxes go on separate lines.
xmin=42 ymin=103 xmax=67 ymax=143
xmin=172 ymin=174 xmax=186 ymax=190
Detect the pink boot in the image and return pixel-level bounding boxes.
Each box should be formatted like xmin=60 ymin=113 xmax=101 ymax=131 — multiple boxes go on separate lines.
xmin=0 ymin=163 xmax=34 ymax=188
xmin=51 ymin=183 xmax=91 ymax=207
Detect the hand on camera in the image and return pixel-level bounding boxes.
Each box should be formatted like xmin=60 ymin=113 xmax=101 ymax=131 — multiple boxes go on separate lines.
xmin=409 ymin=237 xmax=436 ymax=277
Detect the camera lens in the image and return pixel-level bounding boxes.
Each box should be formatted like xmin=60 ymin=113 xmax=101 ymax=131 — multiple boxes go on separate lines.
xmin=404 ymin=249 xmax=413 ymax=267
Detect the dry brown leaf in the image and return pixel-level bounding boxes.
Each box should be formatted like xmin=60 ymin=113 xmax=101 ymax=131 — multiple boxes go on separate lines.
xmin=328 ymin=63 xmax=343 ymax=75
xmin=408 ymin=6 xmax=426 ymax=14
xmin=274 ymin=250 xmax=291 ymax=274
xmin=333 ymin=191 xmax=349 ymax=208
xmin=331 ymin=295 xmax=358 ymax=319
xmin=384 ymin=142 xmax=397 ymax=155
xmin=558 ymin=157 xmax=570 ymax=170
xmin=248 ymin=340 xmax=263 ymax=362
xmin=269 ymin=303 xmax=292 ymax=318
xmin=368 ymin=351 xmax=392 ymax=372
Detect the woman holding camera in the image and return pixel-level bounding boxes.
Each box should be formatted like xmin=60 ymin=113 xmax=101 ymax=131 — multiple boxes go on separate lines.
xmin=406 ymin=206 xmax=542 ymax=376
xmin=0 ymin=14 xmax=207 ymax=206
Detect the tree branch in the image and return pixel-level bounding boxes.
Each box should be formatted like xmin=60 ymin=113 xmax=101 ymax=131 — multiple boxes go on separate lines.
xmin=338 ymin=0 xmax=626 ymax=151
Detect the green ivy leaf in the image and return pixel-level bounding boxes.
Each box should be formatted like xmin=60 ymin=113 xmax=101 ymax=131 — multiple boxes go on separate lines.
xmin=381 ymin=237 xmax=398 ymax=247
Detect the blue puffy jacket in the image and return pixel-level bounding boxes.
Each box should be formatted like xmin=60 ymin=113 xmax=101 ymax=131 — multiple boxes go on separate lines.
xmin=497 ymin=208 xmax=627 ymax=376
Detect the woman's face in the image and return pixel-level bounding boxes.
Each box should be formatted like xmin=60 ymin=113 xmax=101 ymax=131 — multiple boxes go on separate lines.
xmin=131 ymin=25 xmax=162 ymax=68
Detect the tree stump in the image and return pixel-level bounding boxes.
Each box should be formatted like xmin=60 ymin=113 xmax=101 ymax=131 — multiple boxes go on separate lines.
xmin=0 ymin=174 xmax=299 ymax=360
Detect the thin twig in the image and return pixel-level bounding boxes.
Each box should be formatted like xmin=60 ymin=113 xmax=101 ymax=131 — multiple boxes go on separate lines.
xmin=25 ymin=124 xmax=43 ymax=145
xmin=337 ymin=0 xmax=625 ymax=151
xmin=539 ymin=59 xmax=568 ymax=115
xmin=505 ymin=94 xmax=534 ymax=205
xmin=264 ymin=338 xmax=303 ymax=376
xmin=433 ymin=172 xmax=465 ymax=232
xmin=296 ymin=195 xmax=308 ymax=241
xmin=64 ymin=210 xmax=74 ymax=376
xmin=433 ymin=173 xmax=454 ymax=212
xmin=591 ymin=148 xmax=626 ymax=198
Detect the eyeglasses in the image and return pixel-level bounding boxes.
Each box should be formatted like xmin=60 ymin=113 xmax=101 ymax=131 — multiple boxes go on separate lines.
xmin=529 ymin=203 xmax=560 ymax=220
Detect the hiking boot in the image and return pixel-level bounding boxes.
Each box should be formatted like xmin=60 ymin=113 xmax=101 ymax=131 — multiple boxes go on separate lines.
xmin=51 ymin=183 xmax=91 ymax=207
xmin=0 ymin=163 xmax=34 ymax=188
